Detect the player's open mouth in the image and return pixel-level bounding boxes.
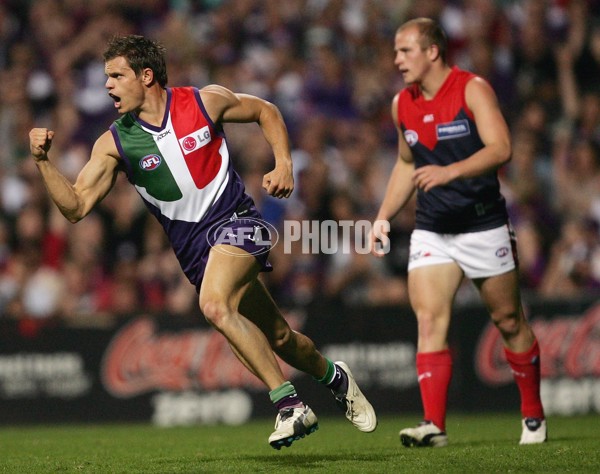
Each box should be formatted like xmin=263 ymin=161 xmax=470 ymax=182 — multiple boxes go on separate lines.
xmin=109 ymin=93 xmax=121 ymax=108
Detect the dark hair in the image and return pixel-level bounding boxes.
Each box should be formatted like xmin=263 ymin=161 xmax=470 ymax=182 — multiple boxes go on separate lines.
xmin=103 ymin=35 xmax=168 ymax=87
xmin=398 ymin=18 xmax=448 ymax=63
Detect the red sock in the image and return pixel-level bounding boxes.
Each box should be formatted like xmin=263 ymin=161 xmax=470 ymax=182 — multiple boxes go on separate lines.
xmin=504 ymin=339 xmax=545 ymax=419
xmin=416 ymin=349 xmax=452 ymax=431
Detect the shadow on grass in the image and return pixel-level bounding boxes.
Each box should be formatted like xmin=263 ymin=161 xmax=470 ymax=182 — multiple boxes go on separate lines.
xmin=246 ymin=452 xmax=397 ymax=468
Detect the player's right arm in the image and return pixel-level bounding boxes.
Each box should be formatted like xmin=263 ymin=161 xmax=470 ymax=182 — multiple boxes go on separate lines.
xmin=30 ymin=128 xmax=121 ymax=223
xmin=370 ymin=93 xmax=416 ymax=257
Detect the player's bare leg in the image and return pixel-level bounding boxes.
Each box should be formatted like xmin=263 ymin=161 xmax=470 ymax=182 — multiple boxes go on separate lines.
xmin=400 ymin=263 xmax=463 ymax=447
xmin=475 ymin=270 xmax=534 ymax=352
xmin=200 ymin=246 xmax=287 ymax=390
xmin=409 ymin=263 xmax=463 ymax=353
xmin=239 ymin=277 xmax=327 ymax=376
xmin=240 ymin=278 xmax=377 ymax=433
xmin=200 ymin=245 xmax=318 ymax=449
xmin=476 ymin=270 xmax=546 ymax=444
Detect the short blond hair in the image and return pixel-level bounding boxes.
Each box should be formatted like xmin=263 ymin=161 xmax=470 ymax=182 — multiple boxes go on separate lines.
xmin=397 ymin=18 xmax=448 ymax=63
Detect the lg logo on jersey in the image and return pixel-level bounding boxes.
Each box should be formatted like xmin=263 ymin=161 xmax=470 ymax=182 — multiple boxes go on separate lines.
xmin=179 ymin=126 xmax=212 ymax=154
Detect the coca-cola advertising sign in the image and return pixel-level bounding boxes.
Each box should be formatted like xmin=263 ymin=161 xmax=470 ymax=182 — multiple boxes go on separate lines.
xmin=101 ymin=315 xmax=303 ymax=398
xmin=476 ymin=303 xmax=600 ymax=385
xmin=0 ymin=298 xmax=598 ymax=425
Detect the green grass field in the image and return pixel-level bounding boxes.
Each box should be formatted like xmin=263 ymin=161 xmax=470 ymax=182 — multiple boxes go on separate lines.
xmin=0 ymin=414 xmax=597 ymax=473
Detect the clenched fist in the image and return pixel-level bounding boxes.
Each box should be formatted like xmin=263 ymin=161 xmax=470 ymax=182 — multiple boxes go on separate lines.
xmin=29 ymin=128 xmax=55 ymax=161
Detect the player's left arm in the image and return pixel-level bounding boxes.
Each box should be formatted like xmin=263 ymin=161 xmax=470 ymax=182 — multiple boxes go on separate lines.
xmin=200 ymin=84 xmax=293 ymax=199
xmin=413 ymin=77 xmax=511 ymax=192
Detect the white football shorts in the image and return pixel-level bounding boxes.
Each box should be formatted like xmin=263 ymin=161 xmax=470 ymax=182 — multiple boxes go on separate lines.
xmin=407 ymin=224 xmax=518 ymax=279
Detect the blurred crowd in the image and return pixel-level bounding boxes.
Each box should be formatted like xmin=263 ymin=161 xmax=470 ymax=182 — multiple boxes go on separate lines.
xmin=1 ymin=0 xmax=600 ymax=325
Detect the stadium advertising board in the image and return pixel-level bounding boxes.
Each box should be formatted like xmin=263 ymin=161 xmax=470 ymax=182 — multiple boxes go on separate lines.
xmin=0 ymin=298 xmax=598 ymax=425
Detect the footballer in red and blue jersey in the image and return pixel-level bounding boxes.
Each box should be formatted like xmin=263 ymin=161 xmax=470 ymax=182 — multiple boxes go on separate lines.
xmin=397 ymin=66 xmax=509 ymax=234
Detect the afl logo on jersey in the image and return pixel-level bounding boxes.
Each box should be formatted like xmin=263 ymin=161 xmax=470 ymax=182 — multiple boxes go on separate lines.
xmin=404 ymin=130 xmax=419 ymax=147
xmin=140 ymin=154 xmax=162 ymax=171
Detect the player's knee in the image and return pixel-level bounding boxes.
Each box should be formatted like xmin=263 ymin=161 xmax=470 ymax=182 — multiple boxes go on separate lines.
xmin=416 ymin=310 xmax=444 ymax=338
xmin=199 ymin=297 xmax=231 ymax=329
xmin=492 ymin=310 xmax=521 ymax=337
